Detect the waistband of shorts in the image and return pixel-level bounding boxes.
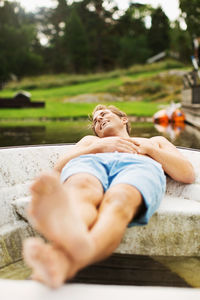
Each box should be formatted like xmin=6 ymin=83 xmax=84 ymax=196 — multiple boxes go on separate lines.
xmin=76 ymin=152 xmax=163 ymax=169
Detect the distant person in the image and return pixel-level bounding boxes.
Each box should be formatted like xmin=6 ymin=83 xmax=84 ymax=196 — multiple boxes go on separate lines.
xmin=23 ymin=104 xmax=195 ymax=288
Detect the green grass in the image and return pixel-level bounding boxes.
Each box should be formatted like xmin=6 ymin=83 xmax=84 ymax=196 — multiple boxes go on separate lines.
xmin=0 ymin=71 xmax=164 ymax=102
xmin=0 ymin=78 xmax=123 ymax=101
xmin=0 ymin=119 xmax=154 ymax=128
xmin=0 ymin=101 xmax=160 ymax=120
xmin=0 ymin=119 xmax=90 ymax=127
xmin=4 ymin=60 xmax=186 ymax=91
xmin=0 ymin=59 xmax=188 ymax=121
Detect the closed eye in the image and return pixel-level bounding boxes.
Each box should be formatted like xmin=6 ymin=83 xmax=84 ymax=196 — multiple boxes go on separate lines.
xmin=93 ymin=111 xmax=108 ymax=125
xmin=101 ymin=112 xmax=108 ymax=118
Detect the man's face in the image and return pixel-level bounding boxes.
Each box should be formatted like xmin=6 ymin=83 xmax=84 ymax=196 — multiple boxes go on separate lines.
xmin=93 ymin=109 xmax=127 ymax=137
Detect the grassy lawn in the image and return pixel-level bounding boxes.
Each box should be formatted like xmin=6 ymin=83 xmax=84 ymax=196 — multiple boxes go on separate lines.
xmin=0 ymin=70 xmax=164 ymax=102
xmin=0 ymin=60 xmax=187 ymax=121
xmin=0 ymin=101 xmax=161 ymax=120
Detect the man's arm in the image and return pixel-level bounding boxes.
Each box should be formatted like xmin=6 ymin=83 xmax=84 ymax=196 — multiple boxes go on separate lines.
xmin=133 ymin=136 xmax=195 ymax=184
xmin=54 ymin=135 xmax=139 ymax=173
xmin=54 ymin=136 xmax=98 ymax=173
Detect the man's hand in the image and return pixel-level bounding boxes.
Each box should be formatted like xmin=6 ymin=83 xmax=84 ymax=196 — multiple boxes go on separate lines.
xmin=134 ymin=136 xmax=195 ymax=184
xmin=133 ymin=138 xmax=159 ymax=156
xmin=93 ymin=137 xmax=140 ymax=154
xmin=54 ymin=136 xmax=139 ymax=173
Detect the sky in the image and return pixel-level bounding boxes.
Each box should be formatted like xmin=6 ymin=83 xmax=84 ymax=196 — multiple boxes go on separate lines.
xmin=7 ymin=0 xmax=181 ymax=22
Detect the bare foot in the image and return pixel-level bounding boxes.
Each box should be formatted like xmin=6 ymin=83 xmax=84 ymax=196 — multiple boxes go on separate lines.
xmin=28 ymin=172 xmax=94 ymax=261
xmin=23 ymin=237 xmax=72 ymax=288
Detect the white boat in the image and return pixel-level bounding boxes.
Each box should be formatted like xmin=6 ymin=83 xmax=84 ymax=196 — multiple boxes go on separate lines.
xmin=1 ymin=144 xmax=200 ymax=297
xmin=0 ymin=144 xmax=200 ymax=269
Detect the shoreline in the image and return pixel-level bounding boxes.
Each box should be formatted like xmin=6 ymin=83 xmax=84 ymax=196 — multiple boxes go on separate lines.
xmin=0 ymin=115 xmax=153 ymax=123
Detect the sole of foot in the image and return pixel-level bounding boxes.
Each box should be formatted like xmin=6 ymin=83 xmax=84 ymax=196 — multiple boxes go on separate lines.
xmin=23 ymin=237 xmax=72 ymax=289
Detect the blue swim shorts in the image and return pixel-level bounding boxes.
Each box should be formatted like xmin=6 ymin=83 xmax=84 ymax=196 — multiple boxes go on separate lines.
xmin=60 ymin=152 xmax=166 ymax=227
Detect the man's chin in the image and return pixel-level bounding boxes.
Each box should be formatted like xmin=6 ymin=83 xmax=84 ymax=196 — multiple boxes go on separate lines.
xmin=101 ymin=127 xmax=116 ymax=137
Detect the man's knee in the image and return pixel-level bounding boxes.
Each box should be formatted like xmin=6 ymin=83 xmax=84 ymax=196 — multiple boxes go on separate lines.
xmin=64 ymin=173 xmax=103 ymax=203
xmin=103 ymin=184 xmax=143 ymax=222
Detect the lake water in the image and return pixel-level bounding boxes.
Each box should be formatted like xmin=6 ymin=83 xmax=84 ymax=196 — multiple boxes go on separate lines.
xmin=0 ymin=121 xmax=200 ymax=149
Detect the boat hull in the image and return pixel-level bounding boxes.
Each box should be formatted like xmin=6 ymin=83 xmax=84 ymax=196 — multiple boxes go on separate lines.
xmin=0 ymin=145 xmax=200 ymax=269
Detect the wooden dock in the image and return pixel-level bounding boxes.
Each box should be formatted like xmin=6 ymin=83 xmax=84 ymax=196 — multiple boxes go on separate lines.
xmin=182 ymin=86 xmax=200 ymax=128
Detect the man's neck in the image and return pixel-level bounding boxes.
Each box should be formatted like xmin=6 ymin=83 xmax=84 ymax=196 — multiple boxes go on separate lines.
xmin=103 ymin=130 xmax=130 ymax=139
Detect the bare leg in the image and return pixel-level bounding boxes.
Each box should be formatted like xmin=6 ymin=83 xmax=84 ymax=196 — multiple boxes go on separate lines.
xmin=24 ymin=183 xmax=143 ymax=288
xmin=63 ymin=173 xmax=104 ymax=228
xmin=61 ymin=183 xmax=143 ymax=276
xmin=24 ymin=172 xmax=104 ymax=287
xmin=24 ymin=179 xmax=143 ymax=288
xmin=88 ymin=184 xmax=143 ymax=263
xmin=27 ymin=172 xmax=103 ymax=260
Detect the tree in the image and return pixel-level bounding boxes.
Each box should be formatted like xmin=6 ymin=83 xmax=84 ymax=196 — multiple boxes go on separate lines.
xmin=65 ymin=0 xmax=118 ymax=71
xmin=179 ymin=0 xmax=200 ymax=37
xmin=49 ymin=0 xmax=68 ymax=39
xmin=63 ymin=8 xmax=90 ymax=73
xmin=0 ymin=1 xmax=43 ymax=85
xmin=118 ymin=35 xmax=151 ymax=67
xmin=170 ymin=21 xmax=192 ymax=62
xmin=148 ymin=6 xmax=170 ymax=56
xmin=79 ymin=0 xmax=117 ymax=71
xmin=114 ymin=3 xmax=152 ymax=66
xmin=40 ymin=1 xmax=69 ymax=72
xmin=115 ymin=3 xmax=151 ymax=37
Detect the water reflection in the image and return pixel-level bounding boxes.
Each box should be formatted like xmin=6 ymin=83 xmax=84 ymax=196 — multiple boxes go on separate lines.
xmin=155 ymin=122 xmax=200 ymax=149
xmin=0 ymin=121 xmax=200 ymax=150
xmin=0 ymin=126 xmax=46 ymax=147
xmin=0 ymin=121 xmax=92 ymax=147
xmin=154 ymin=123 xmax=185 ymax=141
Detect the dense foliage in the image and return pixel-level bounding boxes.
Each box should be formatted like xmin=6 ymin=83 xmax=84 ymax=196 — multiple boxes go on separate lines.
xmin=179 ymin=0 xmax=200 ymax=37
xmin=0 ymin=0 xmax=195 ymax=85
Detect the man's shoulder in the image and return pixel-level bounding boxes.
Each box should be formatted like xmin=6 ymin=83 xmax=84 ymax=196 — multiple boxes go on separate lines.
xmin=132 ymin=136 xmax=168 ymax=144
xmin=81 ymin=135 xmax=99 ymax=142
xmin=77 ymin=135 xmax=99 ymax=146
xmin=131 ymin=137 xmax=148 ymax=142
